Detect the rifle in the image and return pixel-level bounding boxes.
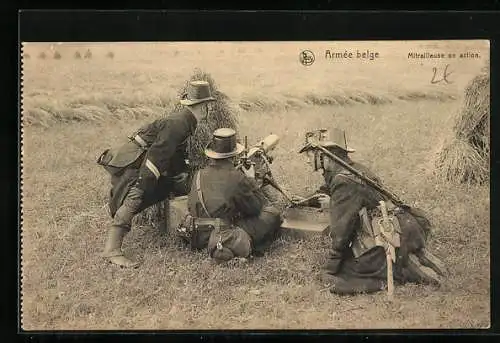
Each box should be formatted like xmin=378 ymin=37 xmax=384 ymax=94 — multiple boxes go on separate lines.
xmin=301 ymin=142 xmax=409 ymax=209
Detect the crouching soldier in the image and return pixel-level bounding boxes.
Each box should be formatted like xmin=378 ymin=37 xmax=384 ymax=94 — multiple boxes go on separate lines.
xmin=186 ymin=128 xmax=282 ymax=263
xmin=97 ymin=81 xmax=216 ymax=268
xmin=297 ymin=128 xmax=447 ymax=296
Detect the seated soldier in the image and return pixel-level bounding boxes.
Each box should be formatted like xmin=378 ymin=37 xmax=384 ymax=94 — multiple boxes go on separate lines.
xmin=186 ymin=128 xmax=282 ymax=263
xmin=297 ymin=128 xmax=448 ymax=296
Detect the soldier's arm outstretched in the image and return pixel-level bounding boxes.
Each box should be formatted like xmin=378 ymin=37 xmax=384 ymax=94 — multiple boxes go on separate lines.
xmin=230 ymin=176 xmax=266 ymax=218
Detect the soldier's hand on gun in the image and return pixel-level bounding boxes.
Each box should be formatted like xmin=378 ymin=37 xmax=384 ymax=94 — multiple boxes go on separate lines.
xmin=241 ymin=163 xmax=256 ymax=179
xmin=291 ymin=195 xmax=306 ymax=203
xmin=290 ymin=193 xmax=330 ymax=207
xmin=316 ymin=194 xmax=331 ymax=210
xmin=316 ymin=193 xmax=331 ymax=204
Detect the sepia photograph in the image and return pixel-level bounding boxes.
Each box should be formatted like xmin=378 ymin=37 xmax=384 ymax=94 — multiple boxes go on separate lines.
xmin=20 ymin=40 xmax=490 ymax=330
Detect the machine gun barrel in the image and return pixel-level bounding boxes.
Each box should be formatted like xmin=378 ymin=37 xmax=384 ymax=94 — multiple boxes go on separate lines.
xmin=234 ymin=134 xmax=301 ymax=203
xmin=246 ymin=134 xmax=280 ymax=159
xmin=309 ymin=143 xmax=408 ymax=208
xmin=236 ymin=134 xmax=280 ymax=169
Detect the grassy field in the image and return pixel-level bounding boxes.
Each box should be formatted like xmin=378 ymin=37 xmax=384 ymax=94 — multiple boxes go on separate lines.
xmin=21 ymin=41 xmax=490 ymax=330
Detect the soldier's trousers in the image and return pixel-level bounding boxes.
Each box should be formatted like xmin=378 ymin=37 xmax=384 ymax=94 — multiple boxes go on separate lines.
xmin=111 ymin=175 xmax=183 ymax=231
xmin=112 ymin=186 xmax=145 ymax=232
xmin=235 ymin=205 xmax=283 ymax=255
xmin=325 ymin=248 xmax=436 ymax=295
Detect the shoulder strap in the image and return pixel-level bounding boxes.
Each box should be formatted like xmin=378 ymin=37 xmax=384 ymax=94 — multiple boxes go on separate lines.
xmin=195 ymin=170 xmax=211 ymax=217
xmin=335 ymin=171 xmax=364 ymax=185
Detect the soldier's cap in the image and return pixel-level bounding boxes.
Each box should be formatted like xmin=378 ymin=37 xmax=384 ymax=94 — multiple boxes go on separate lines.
xmin=299 ymin=128 xmax=355 ymax=154
xmin=180 ymin=80 xmax=216 ymax=105
xmin=205 ymin=128 xmax=245 ymax=159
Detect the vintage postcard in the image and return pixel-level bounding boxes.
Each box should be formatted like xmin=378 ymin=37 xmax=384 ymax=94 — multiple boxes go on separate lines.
xmin=20 ymin=40 xmax=490 ymax=330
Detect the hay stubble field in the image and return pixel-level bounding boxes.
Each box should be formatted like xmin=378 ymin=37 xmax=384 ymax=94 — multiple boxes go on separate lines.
xmin=21 ymin=41 xmax=490 ymax=329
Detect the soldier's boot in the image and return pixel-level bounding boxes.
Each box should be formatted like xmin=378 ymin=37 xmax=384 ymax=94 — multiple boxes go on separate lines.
xmin=414 ymin=248 xmax=448 ymax=277
xmin=405 ymin=253 xmax=441 ymax=286
xmin=102 ymin=186 xmax=143 ymax=268
xmin=102 ymin=225 xmax=140 ymax=268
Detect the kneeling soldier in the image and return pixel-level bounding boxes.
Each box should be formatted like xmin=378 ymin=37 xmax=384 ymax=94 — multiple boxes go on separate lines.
xmin=97 ymin=81 xmax=216 ymax=268
xmin=297 ymin=128 xmax=447 ymax=296
xmin=186 ymin=128 xmax=282 ymax=263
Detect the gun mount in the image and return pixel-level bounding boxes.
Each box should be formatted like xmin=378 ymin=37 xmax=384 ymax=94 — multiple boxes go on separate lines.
xmin=234 ymin=134 xmax=298 ymax=204
xmin=235 ymin=134 xmax=279 ymax=186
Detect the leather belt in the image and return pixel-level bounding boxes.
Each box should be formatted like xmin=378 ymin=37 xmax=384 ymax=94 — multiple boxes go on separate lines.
xmin=194 ymin=217 xmax=232 ymax=228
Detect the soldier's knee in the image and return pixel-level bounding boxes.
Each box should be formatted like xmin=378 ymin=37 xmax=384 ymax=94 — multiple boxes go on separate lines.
xmin=263 ymin=205 xmax=280 ymax=216
xmin=261 ymin=206 xmax=283 ymax=225
xmin=113 ymin=205 xmax=136 ymax=228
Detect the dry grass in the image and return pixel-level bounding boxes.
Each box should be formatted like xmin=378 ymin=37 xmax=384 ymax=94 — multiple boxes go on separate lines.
xmin=435 ymin=138 xmax=489 ymax=185
xmin=20 ymin=41 xmax=490 ymax=330
xmin=436 ymin=66 xmax=490 ymax=185
xmin=22 ymin=41 xmax=486 ymax=128
xmin=455 ymin=73 xmax=490 ymax=145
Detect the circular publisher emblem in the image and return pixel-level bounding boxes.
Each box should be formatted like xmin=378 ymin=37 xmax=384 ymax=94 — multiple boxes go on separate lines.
xmin=299 ymin=50 xmax=315 ymax=66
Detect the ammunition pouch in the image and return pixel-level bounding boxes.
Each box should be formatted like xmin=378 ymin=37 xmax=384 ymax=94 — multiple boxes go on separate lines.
xmin=97 ymin=149 xmax=124 ymax=176
xmin=351 ymin=207 xmax=378 ymax=258
xmin=176 ymin=214 xmax=232 ymax=250
xmin=207 ymin=225 xmax=252 ymax=260
xmin=97 ymin=135 xmax=148 ymax=176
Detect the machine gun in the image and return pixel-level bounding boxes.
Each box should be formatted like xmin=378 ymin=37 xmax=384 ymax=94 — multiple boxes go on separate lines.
xmin=172 ymin=133 xmax=298 ymax=243
xmin=235 ymin=134 xmax=295 ymax=203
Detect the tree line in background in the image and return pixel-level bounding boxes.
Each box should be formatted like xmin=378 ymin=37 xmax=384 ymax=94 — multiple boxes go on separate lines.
xmin=23 ymin=49 xmax=115 ymax=60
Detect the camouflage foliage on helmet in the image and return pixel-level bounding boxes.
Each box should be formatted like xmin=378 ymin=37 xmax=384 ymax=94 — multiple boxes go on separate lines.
xmin=169 ymin=68 xmax=240 ymax=171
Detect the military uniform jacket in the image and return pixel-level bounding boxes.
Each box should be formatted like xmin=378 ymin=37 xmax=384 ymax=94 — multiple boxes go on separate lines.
xmin=320 ymin=159 xmax=430 ymax=277
xmin=136 ymin=107 xmax=197 ymax=181
xmin=187 ymin=162 xmax=267 ymax=222
xmin=104 ymin=107 xmax=197 ymax=216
